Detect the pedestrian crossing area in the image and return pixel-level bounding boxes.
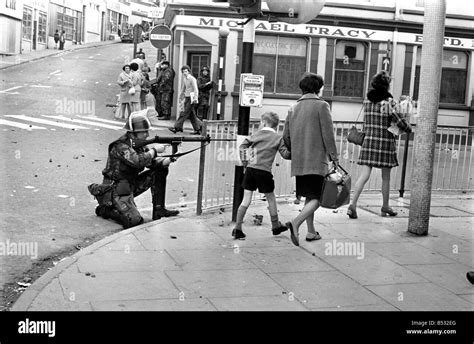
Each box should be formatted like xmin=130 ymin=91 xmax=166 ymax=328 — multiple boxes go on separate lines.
xmin=0 ymin=115 xmax=166 ymax=131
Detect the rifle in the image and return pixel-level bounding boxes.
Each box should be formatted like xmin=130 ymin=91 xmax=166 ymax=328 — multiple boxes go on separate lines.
xmin=131 ymin=134 xmax=235 ymax=158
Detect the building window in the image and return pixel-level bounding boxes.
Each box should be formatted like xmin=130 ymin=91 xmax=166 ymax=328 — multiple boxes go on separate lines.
xmin=413 ymin=49 xmax=468 ymax=104
xmin=22 ymin=6 xmax=33 ymax=40
xmin=38 ymin=12 xmax=47 ymax=44
xmin=57 ymin=8 xmax=79 ymax=41
xmin=6 ymin=0 xmax=16 ymax=10
xmin=107 ymin=10 xmax=119 ymax=33
xmin=254 ymin=35 xmax=308 ymax=94
xmin=333 ymin=40 xmax=367 ymax=97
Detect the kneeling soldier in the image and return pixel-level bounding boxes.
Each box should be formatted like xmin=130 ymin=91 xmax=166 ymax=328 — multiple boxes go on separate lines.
xmin=88 ymin=110 xmax=179 ymax=229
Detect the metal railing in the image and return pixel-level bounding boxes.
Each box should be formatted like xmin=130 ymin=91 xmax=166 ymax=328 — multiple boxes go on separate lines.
xmin=196 ymin=120 xmax=473 ymax=214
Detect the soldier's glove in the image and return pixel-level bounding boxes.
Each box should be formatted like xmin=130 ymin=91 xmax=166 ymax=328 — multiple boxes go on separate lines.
xmin=147 ymin=144 xmax=166 ymax=155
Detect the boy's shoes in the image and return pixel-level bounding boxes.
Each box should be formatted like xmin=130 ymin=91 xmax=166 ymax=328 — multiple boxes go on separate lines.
xmin=190 ymin=130 xmax=201 ymax=135
xmin=272 ymin=223 xmax=288 ymax=235
xmin=232 ymin=228 xmax=246 ymax=240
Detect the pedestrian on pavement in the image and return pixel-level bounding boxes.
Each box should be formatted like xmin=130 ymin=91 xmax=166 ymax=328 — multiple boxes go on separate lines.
xmin=88 ymin=110 xmax=180 ymax=229
xmin=129 ymin=62 xmax=143 ymax=112
xmin=53 ymin=30 xmax=60 ymax=49
xmin=196 ymin=66 xmax=214 ymax=120
xmin=59 ymin=30 xmax=66 ymax=50
xmin=280 ymin=72 xmax=339 ymax=246
xmin=116 ymin=64 xmax=133 ymax=120
xmin=153 ymin=60 xmax=175 ymax=120
xmin=169 ymin=65 xmax=202 ymax=135
xmin=346 ymin=71 xmax=412 ymax=219
xmin=232 ymin=112 xmax=288 ymax=239
xmin=140 ymin=73 xmax=153 ymax=110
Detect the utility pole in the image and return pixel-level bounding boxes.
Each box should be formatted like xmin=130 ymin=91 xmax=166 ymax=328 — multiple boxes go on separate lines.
xmin=408 ymin=0 xmax=446 ymax=235
xmin=232 ymin=19 xmax=255 ymax=222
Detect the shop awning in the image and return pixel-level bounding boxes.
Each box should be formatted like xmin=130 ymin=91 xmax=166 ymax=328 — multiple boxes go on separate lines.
xmin=175 ymin=29 xmax=212 ymax=46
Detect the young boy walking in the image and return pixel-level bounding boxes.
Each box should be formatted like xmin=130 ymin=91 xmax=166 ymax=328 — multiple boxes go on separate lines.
xmin=232 ymin=112 xmax=288 ymax=239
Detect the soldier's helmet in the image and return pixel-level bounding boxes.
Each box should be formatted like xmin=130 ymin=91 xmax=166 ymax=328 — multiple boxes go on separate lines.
xmin=123 ymin=112 xmax=151 ymax=132
xmin=201 ymin=66 xmax=210 ymax=72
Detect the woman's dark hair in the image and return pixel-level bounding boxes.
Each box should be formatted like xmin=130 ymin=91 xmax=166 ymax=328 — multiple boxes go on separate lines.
xmin=371 ymin=71 xmax=391 ymax=91
xmin=122 ymin=64 xmax=130 ymax=71
xmin=130 ymin=63 xmax=139 ymax=71
xmin=299 ymin=72 xmax=324 ymax=94
xmin=181 ymin=65 xmax=191 ymax=72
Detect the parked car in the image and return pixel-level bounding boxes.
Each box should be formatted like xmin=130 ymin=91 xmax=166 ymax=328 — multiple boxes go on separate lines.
xmin=121 ymin=31 xmax=133 ymax=43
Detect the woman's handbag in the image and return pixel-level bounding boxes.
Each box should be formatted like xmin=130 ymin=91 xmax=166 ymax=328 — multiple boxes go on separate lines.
xmin=128 ymin=86 xmax=136 ymax=95
xmin=346 ymin=105 xmax=365 ymax=146
xmin=347 ymin=126 xmax=365 ymax=145
xmin=320 ymin=163 xmax=351 ymax=209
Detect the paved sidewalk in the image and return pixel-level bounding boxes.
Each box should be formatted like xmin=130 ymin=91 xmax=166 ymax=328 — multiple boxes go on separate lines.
xmin=0 ymin=39 xmax=121 ymax=70
xmin=11 ymin=193 xmax=474 ymax=311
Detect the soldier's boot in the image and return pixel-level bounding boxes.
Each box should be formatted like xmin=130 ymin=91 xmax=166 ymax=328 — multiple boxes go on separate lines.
xmin=95 ymin=205 xmax=111 ymax=219
xmin=152 ymin=205 xmax=179 ymax=220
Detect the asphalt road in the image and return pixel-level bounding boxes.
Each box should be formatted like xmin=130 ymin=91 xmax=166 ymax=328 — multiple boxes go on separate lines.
xmin=0 ymin=42 xmax=203 ymax=309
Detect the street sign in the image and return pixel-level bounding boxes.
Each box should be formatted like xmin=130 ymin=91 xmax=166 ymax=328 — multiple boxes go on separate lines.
xmin=149 ymin=25 xmax=172 ymax=49
xmin=149 ymin=7 xmax=165 ymax=19
xmin=239 ymin=74 xmax=264 ymax=107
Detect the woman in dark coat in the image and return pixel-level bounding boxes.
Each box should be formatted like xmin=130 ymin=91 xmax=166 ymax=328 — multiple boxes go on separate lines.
xmin=347 ymin=71 xmax=412 ymax=219
xmin=280 ymin=72 xmax=339 ymax=246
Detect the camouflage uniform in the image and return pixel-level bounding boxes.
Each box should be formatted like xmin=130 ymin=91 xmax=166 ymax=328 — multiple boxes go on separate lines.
xmin=154 ymin=66 xmax=175 ymax=119
xmin=88 ymin=132 xmax=168 ymax=229
xmin=197 ymin=67 xmax=213 ymax=120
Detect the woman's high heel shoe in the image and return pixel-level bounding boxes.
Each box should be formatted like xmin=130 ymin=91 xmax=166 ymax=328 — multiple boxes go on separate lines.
xmin=381 ymin=207 xmax=398 ymax=217
xmin=347 ymin=205 xmax=358 ymax=219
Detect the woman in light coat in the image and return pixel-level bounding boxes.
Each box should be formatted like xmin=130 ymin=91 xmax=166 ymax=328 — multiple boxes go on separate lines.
xmin=280 ymin=72 xmax=339 ymax=246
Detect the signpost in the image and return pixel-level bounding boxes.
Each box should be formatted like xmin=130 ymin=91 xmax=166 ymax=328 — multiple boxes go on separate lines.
xmin=239 ymin=74 xmax=264 ymax=107
xmin=149 ymin=25 xmax=172 ymax=70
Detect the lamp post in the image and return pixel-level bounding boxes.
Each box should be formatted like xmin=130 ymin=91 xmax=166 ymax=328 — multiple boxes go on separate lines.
xmin=216 ymin=26 xmax=230 ymax=120
xmin=408 ymin=0 xmax=446 ymax=235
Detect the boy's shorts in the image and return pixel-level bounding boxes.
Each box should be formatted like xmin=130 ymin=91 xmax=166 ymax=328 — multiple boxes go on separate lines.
xmin=242 ymin=167 xmax=275 ymax=193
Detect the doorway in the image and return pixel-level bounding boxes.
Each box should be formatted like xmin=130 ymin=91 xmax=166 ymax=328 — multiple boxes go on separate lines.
xmin=33 ymin=20 xmax=37 ymax=50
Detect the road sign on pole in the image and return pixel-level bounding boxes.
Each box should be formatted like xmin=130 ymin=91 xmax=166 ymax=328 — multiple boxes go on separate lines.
xmin=149 ymin=25 xmax=172 ymax=49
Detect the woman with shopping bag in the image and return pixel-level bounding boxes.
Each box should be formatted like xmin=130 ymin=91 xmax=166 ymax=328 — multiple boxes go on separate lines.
xmin=280 ymin=72 xmax=339 ymax=246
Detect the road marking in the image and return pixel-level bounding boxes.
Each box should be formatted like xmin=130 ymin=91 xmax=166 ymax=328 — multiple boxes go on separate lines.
xmin=77 ymin=116 xmax=125 ymax=125
xmin=30 ymin=85 xmax=52 ymax=88
xmin=0 ymin=119 xmax=46 ymax=130
xmin=49 ymin=70 xmax=62 ymax=75
xmin=0 ymin=86 xmax=22 ymax=93
xmin=5 ymin=115 xmax=89 ymax=129
xmin=43 ymin=115 xmax=123 ymax=130
xmin=77 ymin=115 xmax=163 ymax=131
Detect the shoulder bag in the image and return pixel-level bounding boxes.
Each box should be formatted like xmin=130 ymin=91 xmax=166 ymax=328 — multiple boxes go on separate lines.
xmin=346 ymin=105 xmax=365 ymax=146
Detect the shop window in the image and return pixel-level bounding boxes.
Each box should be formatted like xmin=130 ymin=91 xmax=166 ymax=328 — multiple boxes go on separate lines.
xmin=22 ymin=6 xmax=33 ymax=40
xmin=254 ymin=35 xmax=308 ymax=94
xmin=413 ymin=49 xmax=468 ymax=104
xmin=333 ymin=40 xmax=367 ymax=98
xmin=38 ymin=12 xmax=47 ymax=44
xmin=57 ymin=9 xmax=78 ymax=41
